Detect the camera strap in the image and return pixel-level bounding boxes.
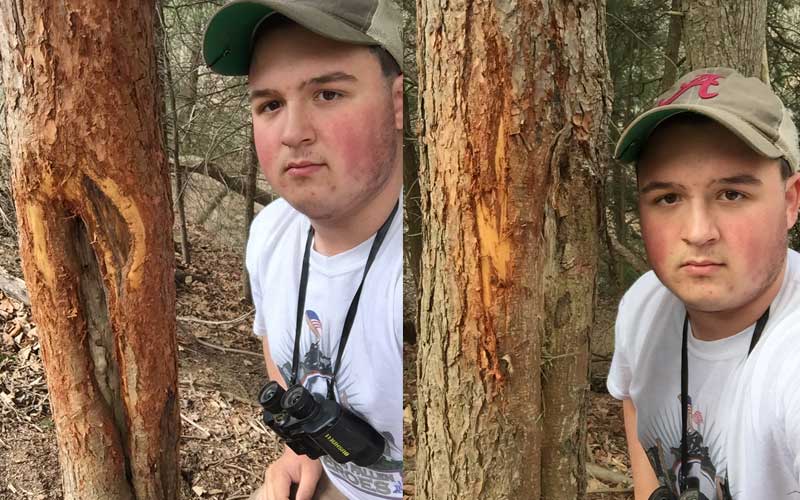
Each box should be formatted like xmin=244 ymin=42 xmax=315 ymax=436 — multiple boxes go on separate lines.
xmin=679 ymin=306 xmax=769 ymax=491
xmin=290 ymin=200 xmax=400 ymax=399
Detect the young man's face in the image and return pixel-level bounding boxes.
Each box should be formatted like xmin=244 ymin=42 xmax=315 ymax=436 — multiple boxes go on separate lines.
xmin=248 ymin=23 xmax=402 ymax=222
xmin=637 ymin=119 xmax=800 ymax=314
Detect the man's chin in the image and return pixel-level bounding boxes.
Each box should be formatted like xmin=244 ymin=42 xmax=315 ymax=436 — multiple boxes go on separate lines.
xmin=671 ymin=287 xmax=738 ymax=314
xmin=282 ymin=196 xmax=337 ymax=221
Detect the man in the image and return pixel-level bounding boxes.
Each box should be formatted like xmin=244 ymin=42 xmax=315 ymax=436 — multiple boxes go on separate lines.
xmin=608 ymin=67 xmax=800 ymax=499
xmin=203 ymin=2 xmax=404 ymax=499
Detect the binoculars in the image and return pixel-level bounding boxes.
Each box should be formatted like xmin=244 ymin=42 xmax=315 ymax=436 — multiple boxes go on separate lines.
xmin=648 ymin=478 xmax=702 ymax=500
xmin=258 ymin=381 xmax=386 ymax=467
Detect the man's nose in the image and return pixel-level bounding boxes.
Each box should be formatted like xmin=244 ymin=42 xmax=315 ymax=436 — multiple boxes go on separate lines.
xmin=681 ymin=202 xmax=720 ymax=247
xmin=280 ymin=105 xmax=315 ymax=148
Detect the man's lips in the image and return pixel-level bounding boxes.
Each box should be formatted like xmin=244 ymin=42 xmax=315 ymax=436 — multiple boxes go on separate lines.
xmin=680 ymin=260 xmax=724 ymax=276
xmin=285 ymin=161 xmax=325 ymax=175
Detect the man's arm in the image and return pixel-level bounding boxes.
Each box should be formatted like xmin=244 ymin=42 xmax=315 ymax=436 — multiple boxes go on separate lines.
xmin=257 ymin=336 xmax=322 ymax=500
xmin=262 ymin=336 xmax=287 ymax=388
xmin=622 ymin=399 xmax=659 ymax=499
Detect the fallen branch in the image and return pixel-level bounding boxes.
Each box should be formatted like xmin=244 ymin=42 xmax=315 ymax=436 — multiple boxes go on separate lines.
xmin=588 ymin=485 xmax=634 ymax=494
xmin=194 ymin=337 xmax=262 ymax=359
xmin=171 ymin=156 xmax=275 ymax=207
xmin=223 ymin=462 xmax=261 ymax=481
xmin=180 ymin=412 xmax=211 ymax=439
xmin=587 ymin=462 xmax=632 ymax=485
xmin=0 ymin=266 xmax=29 ymax=306
xmin=177 ymin=310 xmax=254 ymax=325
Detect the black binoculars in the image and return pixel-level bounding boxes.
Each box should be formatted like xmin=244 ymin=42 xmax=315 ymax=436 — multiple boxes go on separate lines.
xmin=649 ymin=478 xmax=702 ymax=500
xmin=258 ymin=381 xmax=386 ymax=467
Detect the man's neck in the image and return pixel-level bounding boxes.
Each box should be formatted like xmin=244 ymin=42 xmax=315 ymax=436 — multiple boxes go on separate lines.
xmin=687 ymin=261 xmax=787 ymax=341
xmin=311 ymin=177 xmax=401 ymax=257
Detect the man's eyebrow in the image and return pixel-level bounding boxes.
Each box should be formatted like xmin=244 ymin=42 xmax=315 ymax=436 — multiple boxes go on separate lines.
xmin=713 ymin=174 xmax=763 ymax=186
xmin=248 ymin=72 xmax=358 ymax=102
xmin=249 ymin=88 xmax=278 ymax=102
xmin=639 ymin=181 xmax=685 ymax=194
xmin=301 ymin=71 xmax=358 ymax=89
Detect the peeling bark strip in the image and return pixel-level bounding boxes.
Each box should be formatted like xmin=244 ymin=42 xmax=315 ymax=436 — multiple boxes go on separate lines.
xmin=416 ymin=1 xmax=610 ymax=499
xmin=0 ymin=2 xmax=180 ymax=499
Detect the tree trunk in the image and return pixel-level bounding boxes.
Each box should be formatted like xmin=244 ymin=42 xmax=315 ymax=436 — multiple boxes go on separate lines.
xmin=660 ymin=0 xmax=684 ymax=92
xmin=243 ymin=134 xmax=258 ymax=304
xmin=0 ymin=2 xmax=180 ymax=499
xmin=682 ymin=0 xmax=768 ymax=78
xmin=158 ymin=1 xmax=191 ymax=265
xmin=403 ymin=86 xmax=421 ymax=344
xmin=415 ymin=1 xmax=609 ymax=498
xmin=402 ymin=0 xmax=422 ymax=344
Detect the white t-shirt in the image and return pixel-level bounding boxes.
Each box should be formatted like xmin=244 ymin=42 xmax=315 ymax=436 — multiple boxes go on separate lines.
xmin=608 ymin=249 xmax=800 ymax=499
xmin=246 ymin=198 xmax=403 ymax=500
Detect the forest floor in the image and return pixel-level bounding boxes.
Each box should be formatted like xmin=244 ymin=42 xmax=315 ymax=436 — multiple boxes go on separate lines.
xmin=0 ymin=224 xmax=632 ymax=500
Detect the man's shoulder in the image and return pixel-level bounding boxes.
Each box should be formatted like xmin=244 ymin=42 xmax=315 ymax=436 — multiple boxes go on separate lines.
xmin=783 ymin=247 xmax=800 ymax=291
xmin=246 ymin=198 xmax=306 ymax=271
xmin=614 ymin=270 xmax=681 ymax=353
xmin=619 ymin=270 xmax=674 ymax=313
xmin=251 ymin=197 xmax=303 ymax=231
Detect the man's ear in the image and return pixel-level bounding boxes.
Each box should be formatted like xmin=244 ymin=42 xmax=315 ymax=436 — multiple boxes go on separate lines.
xmin=785 ymin=170 xmax=800 ymax=229
xmin=392 ymin=73 xmax=403 ymax=131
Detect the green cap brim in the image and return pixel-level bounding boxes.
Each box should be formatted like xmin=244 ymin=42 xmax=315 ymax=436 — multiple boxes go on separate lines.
xmin=203 ymin=0 xmax=379 ymax=76
xmin=615 ymin=104 xmax=783 ymax=164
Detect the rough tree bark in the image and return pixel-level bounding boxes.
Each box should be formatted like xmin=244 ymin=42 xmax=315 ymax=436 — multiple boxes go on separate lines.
xmin=415 ymin=1 xmax=610 ymax=498
xmin=403 ymin=86 xmax=421 ymax=344
xmin=402 ymin=0 xmax=422 ymax=344
xmin=682 ymin=0 xmax=768 ymax=78
xmin=0 ymin=2 xmax=180 ymax=499
xmin=660 ymin=0 xmax=684 ymax=92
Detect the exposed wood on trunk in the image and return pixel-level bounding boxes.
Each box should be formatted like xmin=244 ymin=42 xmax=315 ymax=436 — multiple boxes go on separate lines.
xmin=0 ymin=2 xmax=180 ymax=499
xmin=416 ymin=1 xmax=610 ymax=498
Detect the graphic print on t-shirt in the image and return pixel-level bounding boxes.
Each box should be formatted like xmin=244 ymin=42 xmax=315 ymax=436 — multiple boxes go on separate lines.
xmin=278 ymin=309 xmax=404 ymax=499
xmin=644 ymin=395 xmax=731 ymax=500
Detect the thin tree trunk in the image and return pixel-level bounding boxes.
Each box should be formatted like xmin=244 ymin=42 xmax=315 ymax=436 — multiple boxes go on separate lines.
xmin=158 ymin=1 xmax=191 ymax=265
xmin=403 ymin=86 xmax=421 ymax=344
xmin=682 ymin=0 xmax=768 ymax=78
xmin=660 ymin=0 xmax=684 ymax=92
xmin=0 ymin=2 xmax=180 ymax=499
xmin=415 ymin=0 xmax=609 ymax=498
xmin=243 ymin=134 xmax=258 ymax=304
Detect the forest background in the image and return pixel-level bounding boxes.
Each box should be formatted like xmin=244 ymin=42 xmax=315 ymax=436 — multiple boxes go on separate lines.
xmin=0 ymin=0 xmax=798 ymax=499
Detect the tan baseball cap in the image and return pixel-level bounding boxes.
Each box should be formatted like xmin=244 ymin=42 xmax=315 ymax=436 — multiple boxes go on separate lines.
xmin=615 ymin=67 xmax=800 ymax=171
xmin=203 ymin=0 xmax=403 ymax=76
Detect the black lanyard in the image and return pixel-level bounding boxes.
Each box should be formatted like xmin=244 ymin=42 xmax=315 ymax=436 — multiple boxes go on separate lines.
xmin=679 ymin=307 xmax=770 ymax=491
xmin=290 ymin=201 xmax=399 ymax=400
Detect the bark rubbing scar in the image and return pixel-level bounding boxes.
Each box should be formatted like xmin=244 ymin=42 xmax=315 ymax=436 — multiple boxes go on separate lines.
xmin=472 ymin=114 xmax=511 ymax=386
